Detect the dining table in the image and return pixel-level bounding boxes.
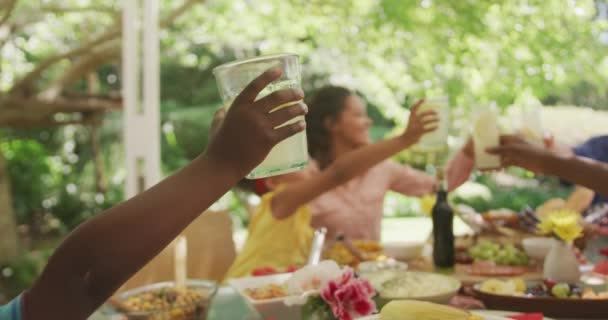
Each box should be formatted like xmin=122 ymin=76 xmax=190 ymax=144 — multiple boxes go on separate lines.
xmin=91 ymin=219 xmax=606 ymax=320
xmin=91 ymin=285 xmax=591 ymax=320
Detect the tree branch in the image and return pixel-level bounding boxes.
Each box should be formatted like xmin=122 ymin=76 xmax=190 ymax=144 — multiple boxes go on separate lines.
xmin=160 ymin=0 xmax=203 ymax=28
xmin=0 ymin=0 xmax=17 ymax=27
xmin=90 ymin=120 xmax=107 ymax=193
xmin=0 ymin=96 xmax=121 ymax=127
xmin=9 ymin=0 xmax=204 ymax=97
xmin=0 ymin=148 xmax=19 ymax=264
xmin=40 ymin=4 xmax=118 ymax=15
xmin=9 ymin=28 xmax=122 ymax=96
xmin=2 ymin=116 xmax=106 ymax=128
xmin=40 ymin=41 xmax=121 ymax=99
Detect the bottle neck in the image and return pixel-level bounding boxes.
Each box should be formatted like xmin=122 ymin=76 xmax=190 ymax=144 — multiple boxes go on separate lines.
xmin=434 ymin=168 xmax=447 ymax=193
xmin=435 ymin=178 xmax=447 ymax=194
xmin=436 ymin=189 xmax=448 ymax=202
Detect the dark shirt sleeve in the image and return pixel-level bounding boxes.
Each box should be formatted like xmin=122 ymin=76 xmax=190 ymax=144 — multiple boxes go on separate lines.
xmin=572 ymin=135 xmax=608 ymax=162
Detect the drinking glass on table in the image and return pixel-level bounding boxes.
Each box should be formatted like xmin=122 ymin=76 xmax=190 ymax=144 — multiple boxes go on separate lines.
xmin=213 ymin=53 xmax=308 ymax=179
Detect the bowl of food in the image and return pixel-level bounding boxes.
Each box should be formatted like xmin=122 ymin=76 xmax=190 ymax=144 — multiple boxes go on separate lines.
xmin=106 ymin=280 xmax=217 ymax=320
xmin=473 ymin=278 xmax=608 ymax=318
xmin=228 ymin=273 xmax=302 ymax=320
xmin=522 ymin=237 xmax=553 ymax=261
xmin=361 ymin=271 xmax=461 ymax=306
xmin=323 ymin=239 xmax=385 ymax=267
xmin=382 ymin=241 xmax=424 ymax=261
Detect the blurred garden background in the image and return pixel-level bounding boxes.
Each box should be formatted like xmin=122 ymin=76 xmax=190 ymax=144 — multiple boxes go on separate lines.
xmin=1 ymin=0 xmax=607 ymax=302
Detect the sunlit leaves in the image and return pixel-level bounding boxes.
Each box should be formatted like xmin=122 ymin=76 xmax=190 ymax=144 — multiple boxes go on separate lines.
xmin=2 ymin=0 xmax=606 ymax=117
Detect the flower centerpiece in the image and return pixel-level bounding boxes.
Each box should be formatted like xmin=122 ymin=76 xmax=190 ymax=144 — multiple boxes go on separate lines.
xmin=284 ymin=260 xmax=377 ymax=320
xmin=537 ymin=209 xmax=584 ymax=282
xmin=537 ymin=209 xmax=584 ymax=242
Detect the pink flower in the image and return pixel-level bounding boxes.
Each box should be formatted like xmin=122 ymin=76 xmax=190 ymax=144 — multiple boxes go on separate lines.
xmin=320 ymin=268 xmax=377 ymax=320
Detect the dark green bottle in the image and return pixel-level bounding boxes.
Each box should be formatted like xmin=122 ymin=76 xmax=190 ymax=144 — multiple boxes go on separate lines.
xmin=432 ymin=171 xmax=454 ymax=268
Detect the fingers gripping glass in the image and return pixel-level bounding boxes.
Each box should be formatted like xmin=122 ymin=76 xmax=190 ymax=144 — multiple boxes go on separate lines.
xmin=213 ymin=54 xmax=308 ymax=179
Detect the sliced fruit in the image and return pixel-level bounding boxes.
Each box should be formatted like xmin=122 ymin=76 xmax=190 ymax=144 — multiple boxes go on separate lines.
xmin=480 ymin=279 xmax=505 ymax=294
xmin=510 ymin=278 xmax=527 ymax=293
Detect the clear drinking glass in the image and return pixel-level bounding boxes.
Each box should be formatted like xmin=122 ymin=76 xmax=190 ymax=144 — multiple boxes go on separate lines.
xmin=213 ymin=53 xmax=308 ymax=179
xmin=416 ymin=97 xmax=449 ymax=151
xmin=473 ymin=105 xmax=501 ymax=170
xmin=520 ymin=102 xmax=543 ymax=145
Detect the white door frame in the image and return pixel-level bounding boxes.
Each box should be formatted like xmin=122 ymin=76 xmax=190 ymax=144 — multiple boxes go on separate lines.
xmin=122 ymin=0 xmax=161 ymax=198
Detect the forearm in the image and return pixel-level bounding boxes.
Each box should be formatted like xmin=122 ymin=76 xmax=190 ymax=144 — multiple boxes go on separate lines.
xmin=28 ymin=154 xmax=241 ymax=318
xmin=330 ymin=137 xmax=407 ymax=185
xmin=445 ymin=148 xmax=475 ymax=192
xmin=543 ymin=153 xmax=608 ymax=196
xmin=272 ymin=137 xmax=407 ymax=219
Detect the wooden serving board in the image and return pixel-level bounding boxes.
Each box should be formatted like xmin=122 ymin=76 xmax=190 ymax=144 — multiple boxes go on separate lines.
xmin=407 ymin=258 xmax=543 ymax=286
xmin=454 ymin=268 xmax=544 ymax=286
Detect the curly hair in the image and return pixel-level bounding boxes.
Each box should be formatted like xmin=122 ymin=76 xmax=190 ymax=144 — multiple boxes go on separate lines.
xmin=305 ymin=86 xmax=354 ymax=170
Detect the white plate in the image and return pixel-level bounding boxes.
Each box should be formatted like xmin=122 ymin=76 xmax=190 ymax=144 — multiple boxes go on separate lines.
xmin=474 ymin=310 xmax=556 ymax=320
xmin=228 ymin=273 xmax=302 ymax=320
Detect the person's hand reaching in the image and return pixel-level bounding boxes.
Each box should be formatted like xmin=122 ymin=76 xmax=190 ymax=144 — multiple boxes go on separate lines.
xmin=401 ymin=99 xmax=440 ymax=146
xmin=204 ymin=67 xmax=308 ymax=177
xmin=486 ymin=135 xmax=554 ymax=173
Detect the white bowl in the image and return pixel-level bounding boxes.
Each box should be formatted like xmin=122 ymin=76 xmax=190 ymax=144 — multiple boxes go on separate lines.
xmin=382 ymin=241 xmax=424 ymax=261
xmin=228 ymin=273 xmax=301 ymax=320
xmin=376 ymin=271 xmax=461 ymax=305
xmin=522 ymin=237 xmax=554 ymax=261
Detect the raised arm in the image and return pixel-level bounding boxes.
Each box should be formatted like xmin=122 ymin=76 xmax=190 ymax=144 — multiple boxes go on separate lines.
xmin=445 ymin=138 xmax=475 ymax=191
xmin=271 ymin=99 xmax=438 ymax=219
xmin=25 ymin=68 xmax=307 ymax=320
xmin=383 ymin=138 xmax=475 ymax=197
xmin=488 ymin=135 xmax=608 ymax=196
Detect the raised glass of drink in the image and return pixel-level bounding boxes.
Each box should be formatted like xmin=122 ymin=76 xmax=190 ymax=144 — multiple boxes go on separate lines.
xmin=416 ymin=97 xmax=449 ymax=152
xmin=213 ymin=53 xmax=308 ymax=179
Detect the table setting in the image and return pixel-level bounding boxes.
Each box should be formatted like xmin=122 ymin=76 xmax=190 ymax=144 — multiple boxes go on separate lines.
xmin=94 ymin=206 xmax=608 ymax=320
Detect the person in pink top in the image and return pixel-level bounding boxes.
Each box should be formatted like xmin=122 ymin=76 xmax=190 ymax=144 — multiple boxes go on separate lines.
xmin=305 ymin=86 xmax=476 ymax=240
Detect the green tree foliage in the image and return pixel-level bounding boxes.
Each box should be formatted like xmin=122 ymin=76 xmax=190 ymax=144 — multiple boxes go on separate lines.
xmin=167 ymin=0 xmax=607 ymax=122
xmin=0 ymin=0 xmax=606 ymax=235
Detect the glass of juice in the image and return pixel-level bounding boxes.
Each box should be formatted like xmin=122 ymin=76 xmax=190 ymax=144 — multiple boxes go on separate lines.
xmin=473 ymin=105 xmax=501 ymax=170
xmin=519 ymin=102 xmax=543 ymax=145
xmin=416 ymin=97 xmax=449 ymax=151
xmin=213 ymin=53 xmax=308 ymax=179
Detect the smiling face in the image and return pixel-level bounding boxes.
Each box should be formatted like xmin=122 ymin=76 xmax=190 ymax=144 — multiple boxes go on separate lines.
xmin=306 ymin=86 xmax=375 ymax=168
xmin=327 ymin=95 xmax=373 ymax=149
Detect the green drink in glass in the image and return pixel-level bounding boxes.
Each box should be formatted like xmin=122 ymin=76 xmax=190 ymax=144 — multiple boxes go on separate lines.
xmin=213 ymin=53 xmax=308 ymax=179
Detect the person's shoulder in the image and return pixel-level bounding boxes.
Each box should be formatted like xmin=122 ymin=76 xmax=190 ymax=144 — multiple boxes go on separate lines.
xmin=0 ymin=294 xmax=23 ymax=320
xmin=376 ymin=159 xmax=408 ymax=171
xmin=255 ymin=186 xmax=310 ymax=217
